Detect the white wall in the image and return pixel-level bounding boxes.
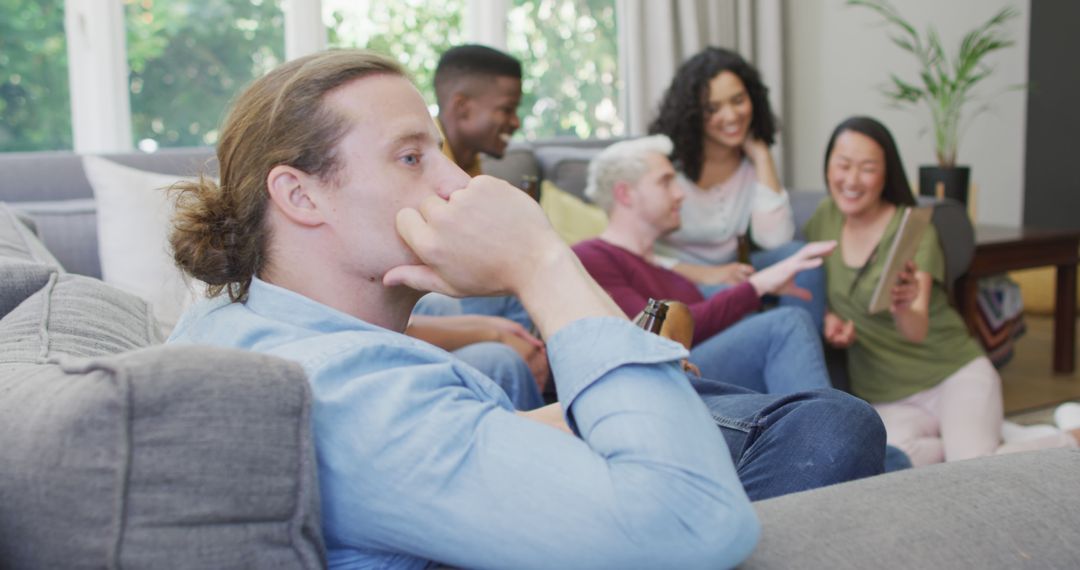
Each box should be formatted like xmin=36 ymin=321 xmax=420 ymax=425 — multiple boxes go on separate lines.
xmin=783 ymin=0 xmax=1030 ymax=226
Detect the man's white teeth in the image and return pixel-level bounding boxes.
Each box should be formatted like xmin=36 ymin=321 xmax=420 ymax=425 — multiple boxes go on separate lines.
xmin=499 ymin=133 xmax=511 ymax=143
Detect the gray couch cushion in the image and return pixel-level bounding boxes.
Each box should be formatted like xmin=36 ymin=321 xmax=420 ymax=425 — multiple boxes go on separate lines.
xmin=790 ymin=190 xmax=827 ymax=239
xmin=534 ymin=145 xmax=606 ymax=200
xmin=742 ymin=448 xmax=1080 ymax=569
xmin=0 ymin=260 xmax=54 ymax=319
xmin=0 ymin=147 xmax=217 ymax=203
xmin=11 ymin=207 xmax=38 ymax=235
xmin=0 ymin=202 xmax=67 ymax=319
xmin=0 ymin=344 xmax=325 ymax=569
xmin=0 ymin=272 xmax=161 ymax=363
xmin=480 ymin=142 xmax=540 ymax=187
xmin=0 ymin=151 xmax=90 ymax=202
xmin=11 ymin=198 xmax=101 ymax=278
xmin=0 ymin=202 xmax=63 ymax=268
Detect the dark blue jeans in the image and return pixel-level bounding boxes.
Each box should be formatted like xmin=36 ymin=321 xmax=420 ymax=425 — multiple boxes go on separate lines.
xmin=692 ymin=379 xmax=886 ymax=501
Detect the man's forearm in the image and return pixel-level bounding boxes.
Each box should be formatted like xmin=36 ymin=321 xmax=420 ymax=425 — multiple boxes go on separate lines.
xmin=405 ymin=315 xmax=497 ymax=351
xmin=514 ymin=248 xmax=626 ymax=339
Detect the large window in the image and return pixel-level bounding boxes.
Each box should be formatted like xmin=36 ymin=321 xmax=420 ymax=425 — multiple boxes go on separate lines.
xmin=0 ymin=0 xmax=626 ymax=153
xmin=125 ymin=0 xmax=284 ymax=151
xmin=324 ymin=0 xmax=465 ymax=109
xmin=0 ymin=0 xmax=71 ymax=151
xmin=508 ymin=0 xmax=621 ymax=139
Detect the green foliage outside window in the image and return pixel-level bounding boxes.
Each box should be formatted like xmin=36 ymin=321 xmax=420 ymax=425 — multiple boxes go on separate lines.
xmin=125 ymin=0 xmax=284 ymax=150
xmin=0 ymin=0 xmax=621 ymax=152
xmin=508 ymin=0 xmax=622 ymax=139
xmin=0 ymin=0 xmax=71 ymax=151
xmin=324 ymin=0 xmax=465 ymax=110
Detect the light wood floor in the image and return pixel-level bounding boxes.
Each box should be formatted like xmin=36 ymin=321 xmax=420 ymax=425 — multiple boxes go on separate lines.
xmin=1001 ymin=314 xmax=1080 ymax=416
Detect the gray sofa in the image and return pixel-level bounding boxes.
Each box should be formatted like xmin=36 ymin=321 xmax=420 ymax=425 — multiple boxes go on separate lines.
xmin=0 ymin=141 xmax=971 ymax=283
xmin=2 ymin=145 xmax=1078 ymax=569
xmin=0 ymin=203 xmax=325 ymax=568
xmin=0 ymin=141 xmax=825 ymax=277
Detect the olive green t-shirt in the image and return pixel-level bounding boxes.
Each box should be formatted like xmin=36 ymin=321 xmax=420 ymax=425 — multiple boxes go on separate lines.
xmin=804 ymin=200 xmax=984 ymax=403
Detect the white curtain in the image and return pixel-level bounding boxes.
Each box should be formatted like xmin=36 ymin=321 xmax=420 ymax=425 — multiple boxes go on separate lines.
xmin=465 ymin=0 xmax=509 ymax=49
xmin=284 ymin=0 xmax=326 ymax=60
xmin=65 ymin=0 xmax=132 ymax=152
xmin=616 ymin=0 xmax=738 ymax=136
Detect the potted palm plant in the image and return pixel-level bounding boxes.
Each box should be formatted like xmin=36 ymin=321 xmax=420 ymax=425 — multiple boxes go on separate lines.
xmin=848 ymin=0 xmax=1020 ymax=205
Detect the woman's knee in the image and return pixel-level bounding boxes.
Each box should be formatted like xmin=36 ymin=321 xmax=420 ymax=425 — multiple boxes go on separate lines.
xmin=945 ymin=357 xmax=1001 ymax=394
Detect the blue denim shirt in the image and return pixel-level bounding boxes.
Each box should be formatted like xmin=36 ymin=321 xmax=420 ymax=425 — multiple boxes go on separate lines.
xmin=168 ymin=278 xmax=758 ymax=569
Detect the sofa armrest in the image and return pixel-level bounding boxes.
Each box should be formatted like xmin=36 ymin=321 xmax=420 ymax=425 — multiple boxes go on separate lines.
xmin=0 ymin=345 xmax=326 ymax=568
xmin=742 ymin=448 xmax=1080 ymax=569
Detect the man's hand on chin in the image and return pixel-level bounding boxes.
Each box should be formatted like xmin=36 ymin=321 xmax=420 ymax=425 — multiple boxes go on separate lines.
xmin=384 ymin=175 xmax=563 ymax=299
xmin=387 ymin=175 xmax=625 ymax=339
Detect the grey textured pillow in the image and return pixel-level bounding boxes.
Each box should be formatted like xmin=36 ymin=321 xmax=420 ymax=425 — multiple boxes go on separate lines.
xmin=0 ymin=203 xmax=67 ymax=320
xmin=0 ymin=345 xmax=325 ymax=569
xmin=0 ymin=201 xmax=63 ymax=268
xmin=11 ymin=198 xmax=101 ymax=278
xmin=742 ymin=448 xmax=1080 ymax=569
xmin=0 ymin=260 xmax=54 ymax=319
xmin=0 ymin=272 xmax=161 ymax=363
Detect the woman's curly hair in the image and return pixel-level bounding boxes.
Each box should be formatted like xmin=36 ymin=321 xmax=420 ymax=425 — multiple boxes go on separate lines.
xmin=648 ymin=47 xmax=777 ymax=183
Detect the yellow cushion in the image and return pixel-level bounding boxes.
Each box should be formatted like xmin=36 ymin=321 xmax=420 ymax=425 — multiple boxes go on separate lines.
xmin=1009 ymin=267 xmax=1080 ymax=315
xmin=539 ymin=180 xmax=607 ymax=245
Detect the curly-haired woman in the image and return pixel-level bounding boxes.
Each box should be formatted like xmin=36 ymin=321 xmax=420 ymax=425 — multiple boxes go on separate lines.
xmin=648 ymin=47 xmax=824 ymax=329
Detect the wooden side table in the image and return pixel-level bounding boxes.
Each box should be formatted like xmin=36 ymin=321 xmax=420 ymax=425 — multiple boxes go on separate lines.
xmin=954 ymin=225 xmax=1080 ymax=373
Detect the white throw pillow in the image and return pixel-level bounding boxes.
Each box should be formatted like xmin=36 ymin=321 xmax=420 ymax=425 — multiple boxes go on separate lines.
xmin=83 ymin=155 xmax=207 ymax=334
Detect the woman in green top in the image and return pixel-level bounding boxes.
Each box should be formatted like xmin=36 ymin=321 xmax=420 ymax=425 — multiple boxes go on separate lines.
xmin=805 ymin=116 xmax=1078 ymax=467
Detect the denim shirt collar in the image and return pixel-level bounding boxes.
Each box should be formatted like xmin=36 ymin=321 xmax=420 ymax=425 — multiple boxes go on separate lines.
xmin=246 ymin=276 xmax=389 ymax=336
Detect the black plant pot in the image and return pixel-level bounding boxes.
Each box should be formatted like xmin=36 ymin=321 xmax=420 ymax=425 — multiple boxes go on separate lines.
xmin=919 ymin=165 xmax=971 ymax=205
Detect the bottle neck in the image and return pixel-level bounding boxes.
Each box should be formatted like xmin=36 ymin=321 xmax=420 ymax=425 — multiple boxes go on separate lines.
xmin=636 ymin=299 xmax=668 ymax=334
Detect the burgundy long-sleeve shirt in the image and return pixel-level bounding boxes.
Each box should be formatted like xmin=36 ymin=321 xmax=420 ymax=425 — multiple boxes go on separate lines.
xmin=572 ymin=238 xmax=761 ymax=346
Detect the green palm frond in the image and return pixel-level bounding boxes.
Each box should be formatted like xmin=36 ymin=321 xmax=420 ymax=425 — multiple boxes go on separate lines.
xmin=847 ymin=0 xmax=1020 ymax=167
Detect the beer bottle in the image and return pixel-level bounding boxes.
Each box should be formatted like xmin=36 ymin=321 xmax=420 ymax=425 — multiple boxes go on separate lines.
xmin=634 ymin=298 xmax=668 ymax=334
xmin=519 ymin=174 xmax=540 ymax=202
xmin=736 ymin=233 xmax=752 ymax=265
